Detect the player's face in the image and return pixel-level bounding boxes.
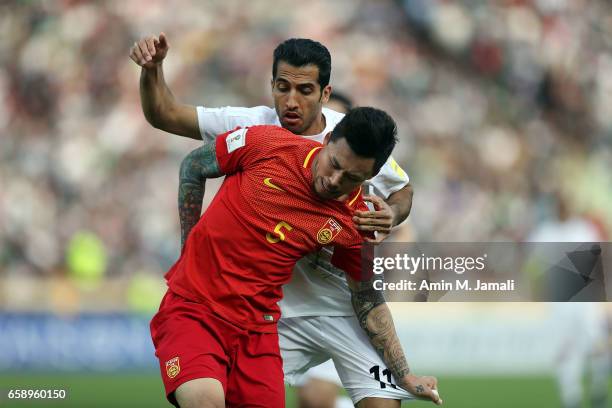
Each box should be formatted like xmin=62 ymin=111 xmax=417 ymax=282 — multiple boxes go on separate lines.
xmin=272 ymin=61 xmax=331 ymax=136
xmin=312 ymin=136 xmax=375 ymax=200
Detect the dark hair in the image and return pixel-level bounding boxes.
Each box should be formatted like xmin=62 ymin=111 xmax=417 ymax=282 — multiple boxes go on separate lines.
xmin=272 ymin=38 xmax=331 ymax=89
xmin=328 ymin=90 xmax=353 ymax=112
xmin=329 ymin=107 xmax=398 ymax=175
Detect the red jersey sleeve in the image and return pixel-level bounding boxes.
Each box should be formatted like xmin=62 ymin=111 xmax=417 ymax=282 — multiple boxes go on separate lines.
xmin=331 ymin=243 xmax=374 ymax=282
xmin=215 ymin=126 xmax=267 ymax=174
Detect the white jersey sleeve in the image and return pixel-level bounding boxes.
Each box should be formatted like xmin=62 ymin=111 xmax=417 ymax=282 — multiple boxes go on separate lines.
xmin=196 ymin=105 xmax=280 ymax=141
xmin=370 ymin=156 xmax=410 ymax=198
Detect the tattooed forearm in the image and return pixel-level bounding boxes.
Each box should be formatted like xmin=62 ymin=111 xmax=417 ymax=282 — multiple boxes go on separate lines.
xmin=349 ymin=278 xmax=411 ymax=384
xmin=178 ymin=141 xmax=222 ymax=248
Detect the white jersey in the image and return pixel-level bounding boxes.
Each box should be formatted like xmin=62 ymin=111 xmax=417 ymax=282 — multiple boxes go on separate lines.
xmin=197 ymin=105 xmax=410 ymax=317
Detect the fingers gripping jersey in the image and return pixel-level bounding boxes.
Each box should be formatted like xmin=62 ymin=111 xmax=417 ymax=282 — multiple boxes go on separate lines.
xmin=166 ymin=126 xmax=372 ymax=333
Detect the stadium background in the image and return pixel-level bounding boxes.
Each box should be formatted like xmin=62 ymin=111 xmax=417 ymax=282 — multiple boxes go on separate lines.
xmin=1 ymin=0 xmax=610 ymax=407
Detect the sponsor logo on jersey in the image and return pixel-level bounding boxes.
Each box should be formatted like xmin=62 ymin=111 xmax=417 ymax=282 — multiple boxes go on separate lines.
xmin=317 ymin=218 xmax=342 ymax=244
xmin=166 ymin=357 xmax=180 ymax=379
xmin=226 ymin=128 xmax=247 ymax=153
xmin=263 ymin=177 xmax=285 ymax=192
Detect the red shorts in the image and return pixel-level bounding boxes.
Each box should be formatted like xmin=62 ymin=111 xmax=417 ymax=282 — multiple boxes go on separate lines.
xmin=150 ymin=290 xmax=285 ymax=407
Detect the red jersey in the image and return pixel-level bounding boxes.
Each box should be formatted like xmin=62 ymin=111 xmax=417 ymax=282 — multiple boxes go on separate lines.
xmin=166 ymin=125 xmax=371 ymax=333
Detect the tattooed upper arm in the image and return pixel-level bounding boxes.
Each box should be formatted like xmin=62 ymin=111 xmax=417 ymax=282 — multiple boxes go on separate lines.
xmin=179 ymin=141 xmax=223 ymax=181
xmin=178 ymin=141 xmax=223 ymax=247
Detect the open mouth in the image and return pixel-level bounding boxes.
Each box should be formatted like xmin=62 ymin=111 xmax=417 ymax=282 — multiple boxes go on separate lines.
xmin=283 ymin=112 xmax=301 ymax=126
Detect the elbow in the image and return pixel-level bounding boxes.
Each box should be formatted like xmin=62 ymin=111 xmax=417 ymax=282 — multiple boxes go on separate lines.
xmin=141 ymin=100 xmax=172 ymax=131
xmin=400 ymin=182 xmax=414 ymax=204
xmin=143 ymin=108 xmax=165 ymax=130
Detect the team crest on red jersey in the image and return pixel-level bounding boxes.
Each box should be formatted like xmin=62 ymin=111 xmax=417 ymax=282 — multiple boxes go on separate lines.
xmin=166 ymin=357 xmax=180 ymax=379
xmin=317 ymin=218 xmax=342 ymax=244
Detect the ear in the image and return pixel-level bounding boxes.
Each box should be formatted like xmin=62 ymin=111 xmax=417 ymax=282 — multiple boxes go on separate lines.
xmin=270 ymin=78 xmax=274 ymax=90
xmin=321 ymin=85 xmax=332 ymax=104
xmin=323 ymin=132 xmax=332 ymax=145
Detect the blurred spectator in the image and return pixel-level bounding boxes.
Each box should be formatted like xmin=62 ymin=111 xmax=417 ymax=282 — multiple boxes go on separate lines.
xmin=529 ymin=192 xmax=604 ymax=242
xmin=551 ymin=303 xmax=610 ymax=408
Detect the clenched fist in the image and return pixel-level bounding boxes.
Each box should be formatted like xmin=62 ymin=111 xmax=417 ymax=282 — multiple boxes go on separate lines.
xmin=129 ymin=32 xmax=169 ymax=69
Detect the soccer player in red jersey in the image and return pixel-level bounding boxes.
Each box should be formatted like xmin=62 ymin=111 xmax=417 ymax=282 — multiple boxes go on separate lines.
xmin=151 ymin=108 xmax=418 ymax=408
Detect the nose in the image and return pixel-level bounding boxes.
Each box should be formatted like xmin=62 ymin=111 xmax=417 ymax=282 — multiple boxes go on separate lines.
xmin=327 ymin=171 xmax=342 ymax=190
xmin=286 ymin=90 xmax=298 ymax=110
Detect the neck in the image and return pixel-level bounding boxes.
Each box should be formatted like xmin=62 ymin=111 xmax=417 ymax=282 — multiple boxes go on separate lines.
xmin=301 ymin=111 xmax=326 ymax=136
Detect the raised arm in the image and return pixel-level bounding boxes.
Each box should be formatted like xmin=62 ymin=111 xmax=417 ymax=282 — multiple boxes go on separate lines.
xmin=347 ymin=275 xmax=442 ymax=405
xmin=130 ymin=33 xmax=201 ymax=139
xmin=178 ymin=141 xmax=223 ymax=247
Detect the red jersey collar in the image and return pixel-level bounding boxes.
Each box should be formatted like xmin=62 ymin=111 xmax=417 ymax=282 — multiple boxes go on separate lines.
xmin=303 ymin=146 xmax=323 ymax=169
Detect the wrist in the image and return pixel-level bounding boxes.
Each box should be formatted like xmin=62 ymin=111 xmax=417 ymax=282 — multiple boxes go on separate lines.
xmin=143 ymin=62 xmax=163 ymax=74
xmin=396 ymin=371 xmax=414 ymax=386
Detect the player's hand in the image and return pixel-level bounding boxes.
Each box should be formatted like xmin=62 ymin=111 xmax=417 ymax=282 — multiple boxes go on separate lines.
xmin=129 ymin=32 xmax=170 ymax=69
xmin=400 ymin=374 xmax=443 ymax=405
xmin=353 ymin=195 xmax=395 ymax=244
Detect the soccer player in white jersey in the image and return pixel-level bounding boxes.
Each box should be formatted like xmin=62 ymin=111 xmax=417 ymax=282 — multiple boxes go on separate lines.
xmin=294 ymin=90 xmax=356 ymax=408
xmin=131 ymin=35 xmax=442 ymax=407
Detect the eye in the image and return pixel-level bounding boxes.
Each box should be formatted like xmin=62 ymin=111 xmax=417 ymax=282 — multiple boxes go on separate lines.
xmin=298 ymin=85 xmax=314 ymax=95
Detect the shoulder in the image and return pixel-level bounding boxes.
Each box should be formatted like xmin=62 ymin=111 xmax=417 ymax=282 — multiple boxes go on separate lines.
xmin=233 ymin=106 xmax=279 ymax=124
xmin=235 ymin=106 xmax=279 ymax=125
xmin=322 ymin=107 xmax=345 ymax=130
xmin=199 ymin=105 xmax=280 ymax=124
xmin=256 ymin=106 xmax=282 ymax=124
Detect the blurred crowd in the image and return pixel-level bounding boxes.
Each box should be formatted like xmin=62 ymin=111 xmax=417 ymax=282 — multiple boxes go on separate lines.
xmin=1 ymin=0 xmax=611 ymax=298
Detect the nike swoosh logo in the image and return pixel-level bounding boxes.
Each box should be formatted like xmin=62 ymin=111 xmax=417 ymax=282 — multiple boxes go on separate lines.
xmin=264 ymin=178 xmax=285 ymax=192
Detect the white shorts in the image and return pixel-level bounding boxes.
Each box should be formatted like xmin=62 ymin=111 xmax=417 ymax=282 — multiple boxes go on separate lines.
xmin=279 ymin=315 xmax=415 ymax=404
xmin=295 ymin=359 xmax=343 ymax=387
